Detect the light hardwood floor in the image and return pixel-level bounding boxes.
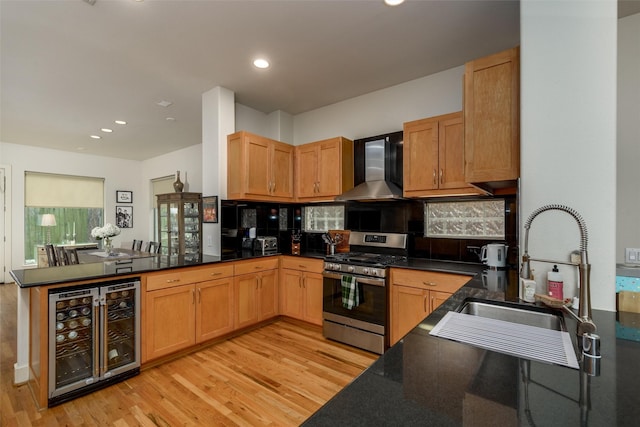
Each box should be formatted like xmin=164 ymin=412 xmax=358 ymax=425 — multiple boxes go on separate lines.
xmin=0 ymin=283 xmax=377 ymax=426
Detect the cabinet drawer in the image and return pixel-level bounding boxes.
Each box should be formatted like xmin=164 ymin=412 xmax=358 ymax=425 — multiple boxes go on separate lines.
xmin=182 ymin=264 xmax=234 ymax=283
xmin=234 ymin=257 xmax=279 ymax=276
xmin=390 ymin=268 xmax=471 ymax=294
xmin=280 ymin=256 xmax=324 ymax=273
xmin=146 ymin=271 xmax=186 ymax=291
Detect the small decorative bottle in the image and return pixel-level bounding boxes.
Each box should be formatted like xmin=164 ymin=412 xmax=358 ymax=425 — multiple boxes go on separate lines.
xmin=173 ymin=171 xmax=184 ymax=192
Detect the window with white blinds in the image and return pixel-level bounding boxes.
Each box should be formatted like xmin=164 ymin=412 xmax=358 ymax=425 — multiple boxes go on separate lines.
xmin=24 ymin=172 xmax=105 ymax=264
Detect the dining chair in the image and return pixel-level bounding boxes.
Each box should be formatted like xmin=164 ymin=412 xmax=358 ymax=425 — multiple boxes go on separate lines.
xmin=56 ymin=246 xmax=69 ymax=266
xmin=132 ymin=240 xmax=143 ymax=251
xmin=144 ymin=241 xmax=160 ymax=253
xmin=65 ymin=248 xmax=80 ymax=265
xmin=45 ymin=244 xmax=58 ymax=267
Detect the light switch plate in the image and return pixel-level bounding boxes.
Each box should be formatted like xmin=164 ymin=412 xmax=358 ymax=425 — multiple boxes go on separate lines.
xmin=625 ymin=248 xmax=640 ymax=265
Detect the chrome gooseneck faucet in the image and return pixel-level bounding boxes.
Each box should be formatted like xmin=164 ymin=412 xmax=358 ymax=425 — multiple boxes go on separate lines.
xmin=520 ymin=204 xmax=596 ymax=334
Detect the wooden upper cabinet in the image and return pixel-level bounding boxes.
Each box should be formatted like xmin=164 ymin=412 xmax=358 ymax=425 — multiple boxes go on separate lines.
xmin=295 ymin=137 xmax=354 ymax=202
xmin=464 ymin=46 xmax=520 ymax=185
xmin=227 ymin=131 xmax=294 ymax=202
xmin=403 ymin=112 xmax=482 ymax=198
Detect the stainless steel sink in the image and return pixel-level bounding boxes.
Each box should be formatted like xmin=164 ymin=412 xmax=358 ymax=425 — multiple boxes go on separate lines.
xmin=430 ymin=298 xmax=579 ymax=369
xmin=456 ymin=298 xmax=566 ymax=331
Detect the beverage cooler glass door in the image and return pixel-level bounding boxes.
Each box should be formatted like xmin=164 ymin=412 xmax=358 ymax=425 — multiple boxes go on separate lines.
xmin=49 ymin=288 xmax=100 ymax=399
xmin=103 ymin=281 xmax=141 ymax=376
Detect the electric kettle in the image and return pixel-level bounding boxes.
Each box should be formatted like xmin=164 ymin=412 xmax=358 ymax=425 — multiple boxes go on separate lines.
xmin=481 ymin=243 xmax=508 ymax=268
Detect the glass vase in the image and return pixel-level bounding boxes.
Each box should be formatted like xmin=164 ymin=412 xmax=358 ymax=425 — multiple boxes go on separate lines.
xmin=103 ymin=237 xmax=113 ymax=256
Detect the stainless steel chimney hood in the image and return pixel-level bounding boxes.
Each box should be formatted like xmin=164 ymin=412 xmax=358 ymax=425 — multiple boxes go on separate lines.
xmin=336 ymin=134 xmax=405 ymax=201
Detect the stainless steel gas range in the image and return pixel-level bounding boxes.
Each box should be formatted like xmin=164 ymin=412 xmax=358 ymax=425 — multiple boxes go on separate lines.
xmin=322 ymin=231 xmax=408 ymax=354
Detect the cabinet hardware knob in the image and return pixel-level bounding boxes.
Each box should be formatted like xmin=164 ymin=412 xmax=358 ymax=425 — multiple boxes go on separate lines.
xmin=166 ymin=279 xmax=180 ymax=283
xmin=423 ymin=281 xmax=436 ymax=286
xmin=439 ymin=169 xmax=443 ymax=184
xmin=211 ymin=272 xmax=221 ymax=276
xmin=433 ymin=170 xmax=437 ymax=185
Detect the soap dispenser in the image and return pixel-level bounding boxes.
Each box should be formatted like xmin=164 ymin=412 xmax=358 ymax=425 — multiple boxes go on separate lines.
xmin=547 ymin=265 xmax=564 ymax=300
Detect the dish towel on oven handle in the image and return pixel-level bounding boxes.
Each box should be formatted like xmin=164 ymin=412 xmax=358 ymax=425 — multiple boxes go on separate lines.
xmin=341 ymin=275 xmax=360 ymax=309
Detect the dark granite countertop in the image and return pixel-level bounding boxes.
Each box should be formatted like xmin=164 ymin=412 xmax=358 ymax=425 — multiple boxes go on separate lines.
xmin=9 ymin=252 xmax=282 ymax=288
xmin=304 ymin=267 xmax=640 ymax=426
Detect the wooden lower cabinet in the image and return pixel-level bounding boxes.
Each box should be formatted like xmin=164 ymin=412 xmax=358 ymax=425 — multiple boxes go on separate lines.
xmin=144 ymin=264 xmax=235 ymax=362
xmin=280 ymin=269 xmax=323 ymax=326
xmin=234 ymin=268 xmax=278 ymax=330
xmin=279 ymin=256 xmax=324 ymax=325
xmin=389 ymin=268 xmax=471 ymax=346
xmin=196 ymin=277 xmax=235 ymax=342
xmin=145 ymin=283 xmax=197 ymax=361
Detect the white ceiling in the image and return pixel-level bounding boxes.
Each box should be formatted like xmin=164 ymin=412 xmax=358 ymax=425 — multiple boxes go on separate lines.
xmin=2 ymin=0 xmax=638 ymax=161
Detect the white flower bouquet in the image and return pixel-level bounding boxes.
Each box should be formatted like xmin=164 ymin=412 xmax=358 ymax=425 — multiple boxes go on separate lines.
xmin=91 ymin=223 xmax=121 ymax=240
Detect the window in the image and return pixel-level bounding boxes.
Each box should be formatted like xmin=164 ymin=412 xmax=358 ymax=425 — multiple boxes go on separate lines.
xmin=303 ymin=205 xmax=345 ymax=232
xmin=424 ymin=199 xmax=505 ymax=239
xmin=151 ymin=175 xmax=174 ymax=240
xmin=24 ymin=172 xmax=104 ymax=264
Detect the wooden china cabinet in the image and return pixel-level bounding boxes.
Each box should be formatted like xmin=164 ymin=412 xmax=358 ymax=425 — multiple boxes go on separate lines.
xmin=156 ymin=192 xmax=202 ymax=260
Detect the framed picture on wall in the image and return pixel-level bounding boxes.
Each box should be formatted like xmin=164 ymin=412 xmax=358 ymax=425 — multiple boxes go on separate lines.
xmin=116 ymin=190 xmax=133 ymax=203
xmin=116 ymin=206 xmax=133 ymax=228
xmin=203 ymin=196 xmax=218 ymax=223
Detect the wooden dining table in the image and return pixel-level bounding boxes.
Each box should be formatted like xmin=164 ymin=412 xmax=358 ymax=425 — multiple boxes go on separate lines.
xmin=77 ymin=247 xmax=157 ymax=264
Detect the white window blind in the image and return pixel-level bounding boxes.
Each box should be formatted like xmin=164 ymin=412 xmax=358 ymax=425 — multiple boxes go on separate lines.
xmin=25 ymin=172 xmax=104 ymax=208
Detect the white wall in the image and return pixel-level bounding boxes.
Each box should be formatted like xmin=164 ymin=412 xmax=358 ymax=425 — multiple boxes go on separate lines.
xmin=292 ymin=66 xmax=465 ymax=144
xmin=520 ymin=0 xmax=617 ymax=311
xmin=617 ymin=12 xmax=640 ymax=263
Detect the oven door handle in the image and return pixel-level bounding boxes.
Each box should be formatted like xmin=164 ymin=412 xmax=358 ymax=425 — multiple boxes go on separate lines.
xmin=322 ymin=271 xmax=386 ymax=287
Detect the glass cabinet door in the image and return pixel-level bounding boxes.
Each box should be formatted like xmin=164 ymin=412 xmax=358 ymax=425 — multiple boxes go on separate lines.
xmin=156 ymin=193 xmax=202 ymax=258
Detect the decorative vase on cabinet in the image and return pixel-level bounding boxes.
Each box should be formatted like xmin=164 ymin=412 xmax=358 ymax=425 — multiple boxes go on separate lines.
xmin=156 ymin=192 xmax=202 ymax=260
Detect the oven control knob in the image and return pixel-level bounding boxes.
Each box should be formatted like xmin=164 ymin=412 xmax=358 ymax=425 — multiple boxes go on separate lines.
xmin=346 ymin=266 xmax=355 ymax=273
xmin=362 ymin=268 xmax=369 ymax=275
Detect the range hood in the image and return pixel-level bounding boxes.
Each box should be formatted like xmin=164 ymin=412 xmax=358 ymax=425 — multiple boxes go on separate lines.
xmin=336 ymin=133 xmax=404 ymax=201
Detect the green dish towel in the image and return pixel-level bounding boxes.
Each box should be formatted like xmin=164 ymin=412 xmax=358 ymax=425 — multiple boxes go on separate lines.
xmin=341 ymin=275 xmax=360 ymax=309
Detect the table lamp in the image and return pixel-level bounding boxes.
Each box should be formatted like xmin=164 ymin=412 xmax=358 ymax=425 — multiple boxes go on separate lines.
xmin=41 ymin=214 xmax=57 ymax=244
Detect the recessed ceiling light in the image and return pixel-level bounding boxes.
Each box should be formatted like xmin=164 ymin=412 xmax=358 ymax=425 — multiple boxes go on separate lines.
xmin=157 ymin=100 xmax=173 ymax=107
xmin=115 ymin=120 xmax=127 ymax=125
xmin=384 ymin=0 xmax=405 ymax=5
xmin=90 ymin=135 xmax=101 ymax=139
xmin=253 ymin=58 xmax=270 ymax=69
xmin=166 ymin=117 xmax=176 ymax=121
xmin=101 ymin=128 xmax=113 ymax=133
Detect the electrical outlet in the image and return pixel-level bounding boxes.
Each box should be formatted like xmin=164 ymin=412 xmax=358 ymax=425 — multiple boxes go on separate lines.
xmin=625 ymin=248 xmax=640 ymax=265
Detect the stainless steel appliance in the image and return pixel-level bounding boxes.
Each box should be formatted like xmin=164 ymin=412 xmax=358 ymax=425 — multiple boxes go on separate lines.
xmin=48 ymin=278 xmax=141 ymax=406
xmin=253 ymin=236 xmax=278 ymax=255
xmin=322 ymin=231 xmax=408 ymax=354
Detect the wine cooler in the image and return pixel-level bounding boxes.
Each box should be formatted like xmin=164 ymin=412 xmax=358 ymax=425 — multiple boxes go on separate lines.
xmin=48 ymin=278 xmax=141 ymax=406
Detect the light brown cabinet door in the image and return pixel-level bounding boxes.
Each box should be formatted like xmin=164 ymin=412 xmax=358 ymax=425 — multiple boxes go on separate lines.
xmin=270 ymin=141 xmax=294 ymax=199
xmin=196 ymin=278 xmax=234 ymax=342
xmin=303 ymin=272 xmax=324 ymax=326
xmin=259 ymin=269 xmax=279 ymax=320
xmin=316 ymin=139 xmax=342 ymax=196
xmin=280 ymin=269 xmax=304 ymax=319
xmin=146 ymin=284 xmax=196 ymax=360
xmin=246 ymin=135 xmax=272 ymax=197
xmin=430 ymin=290 xmax=453 ymax=313
xmin=296 ymin=144 xmax=319 ymax=199
xmin=464 ymin=46 xmax=520 ymax=183
xmin=234 ymin=273 xmax=260 ymax=329
xmin=390 ymin=284 xmax=429 ymax=346
xmin=404 ymin=118 xmax=439 ymax=193
xmin=438 ymin=114 xmax=467 ymax=189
